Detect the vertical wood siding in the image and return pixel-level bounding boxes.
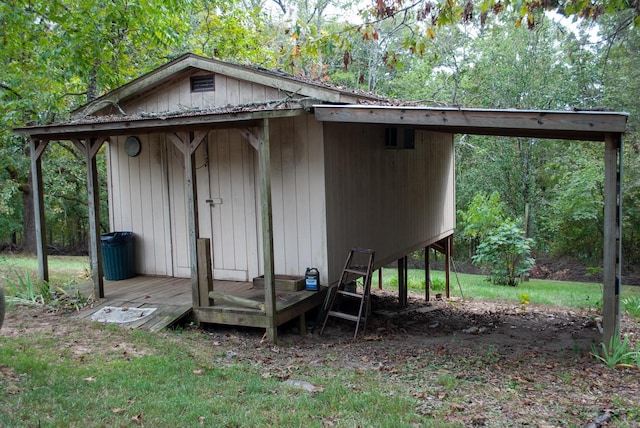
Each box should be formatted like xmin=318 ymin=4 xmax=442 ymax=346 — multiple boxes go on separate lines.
xmin=265 ymin=116 xmax=328 ymax=282
xmin=323 ymin=124 xmax=455 ymax=284
xmin=107 ymin=134 xmax=173 ymax=276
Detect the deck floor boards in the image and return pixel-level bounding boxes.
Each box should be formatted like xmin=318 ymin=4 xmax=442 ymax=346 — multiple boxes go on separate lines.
xmin=75 ymin=275 xmax=325 ymax=332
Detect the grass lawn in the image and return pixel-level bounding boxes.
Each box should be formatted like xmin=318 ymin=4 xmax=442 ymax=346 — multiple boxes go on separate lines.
xmin=1 ymin=255 xmax=640 ymax=427
xmin=375 ymin=267 xmax=640 ymax=312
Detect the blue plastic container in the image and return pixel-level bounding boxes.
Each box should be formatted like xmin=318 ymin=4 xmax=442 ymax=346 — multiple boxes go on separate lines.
xmin=305 ymin=267 xmax=319 ymax=291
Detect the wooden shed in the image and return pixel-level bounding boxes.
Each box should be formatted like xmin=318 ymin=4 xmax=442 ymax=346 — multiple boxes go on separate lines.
xmin=16 ymin=53 xmax=627 ymax=344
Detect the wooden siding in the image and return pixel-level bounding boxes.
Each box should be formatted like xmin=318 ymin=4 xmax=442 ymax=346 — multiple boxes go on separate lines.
xmin=265 ymin=115 xmax=329 ymax=284
xmin=323 ymin=124 xmax=455 ymax=284
xmin=107 ymin=134 xmax=173 ymax=276
xmin=121 ymin=71 xmax=286 ymax=115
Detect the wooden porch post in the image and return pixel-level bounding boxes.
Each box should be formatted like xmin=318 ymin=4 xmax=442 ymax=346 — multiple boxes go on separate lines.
xmin=603 ymin=134 xmax=621 ymax=344
xmin=257 ymin=120 xmax=277 ymax=343
xmin=29 ymin=139 xmax=49 ymax=283
xmin=445 ymin=235 xmax=451 ymax=299
xmin=425 ymin=246 xmax=430 ymax=301
xmin=73 ymin=138 xmax=107 ymax=298
xmin=398 ymin=256 xmax=408 ymax=307
xmin=168 ymin=131 xmax=208 ymax=308
xmin=241 ymin=121 xmax=277 ymax=343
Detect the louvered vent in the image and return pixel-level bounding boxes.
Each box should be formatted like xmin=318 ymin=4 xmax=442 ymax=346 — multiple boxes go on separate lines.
xmin=190 ymin=75 xmax=215 ymax=92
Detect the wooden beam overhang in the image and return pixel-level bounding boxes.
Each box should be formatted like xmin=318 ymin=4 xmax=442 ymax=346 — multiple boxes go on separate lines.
xmin=313 ymin=105 xmax=628 ymax=142
xmin=14 ymin=107 xmax=308 ymax=141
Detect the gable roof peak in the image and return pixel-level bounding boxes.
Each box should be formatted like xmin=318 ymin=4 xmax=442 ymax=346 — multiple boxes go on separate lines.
xmin=73 ymin=53 xmax=384 ymax=119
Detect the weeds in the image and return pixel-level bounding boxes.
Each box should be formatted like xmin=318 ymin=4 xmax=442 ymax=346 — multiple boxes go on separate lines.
xmin=591 ymin=332 xmax=640 ymax=369
xmin=430 ymin=277 xmax=446 ymax=292
xmin=622 ymin=296 xmax=640 ymax=320
xmin=3 ymin=269 xmax=50 ymax=305
xmin=2 ymin=269 xmax=90 ymax=312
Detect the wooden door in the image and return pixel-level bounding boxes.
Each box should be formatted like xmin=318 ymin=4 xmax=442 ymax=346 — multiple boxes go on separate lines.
xmin=203 ymin=129 xmax=260 ymax=281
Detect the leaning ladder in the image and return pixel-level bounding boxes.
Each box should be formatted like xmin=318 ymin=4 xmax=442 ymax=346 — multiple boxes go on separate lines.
xmin=320 ymin=248 xmax=375 ymax=339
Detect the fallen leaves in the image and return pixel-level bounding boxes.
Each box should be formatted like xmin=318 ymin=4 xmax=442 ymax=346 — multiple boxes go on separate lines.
xmin=131 ymin=413 xmax=143 ymax=425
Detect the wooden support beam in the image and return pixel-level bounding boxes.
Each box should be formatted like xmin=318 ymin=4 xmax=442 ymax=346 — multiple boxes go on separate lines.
xmin=241 ymin=122 xmax=277 ymax=342
xmin=168 ymin=131 xmax=203 ymax=307
xmin=425 ymin=246 xmax=430 ymax=301
xmin=445 ymin=236 xmax=452 ymax=299
xmin=378 ymin=268 xmax=383 ymax=290
xmin=197 ymin=238 xmax=214 ymax=307
xmin=85 ymin=138 xmax=107 ymax=298
xmin=313 ymin=105 xmax=628 ymax=141
xmin=29 ymin=139 xmax=49 ymax=283
xmin=257 ymin=119 xmax=277 ymax=343
xmin=602 ymin=134 xmax=621 ymax=344
xmin=398 ymin=256 xmax=408 ymax=307
xmin=208 ymin=291 xmax=266 ymax=311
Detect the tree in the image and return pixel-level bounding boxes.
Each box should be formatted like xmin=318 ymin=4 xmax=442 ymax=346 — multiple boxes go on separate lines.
xmin=458 ymin=191 xmax=507 ymax=257
xmin=366 ymin=0 xmax=640 ymax=32
xmin=0 ymin=0 xmax=272 ymax=253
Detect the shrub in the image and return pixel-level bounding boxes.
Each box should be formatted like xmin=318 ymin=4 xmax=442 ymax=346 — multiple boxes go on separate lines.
xmin=472 ymin=221 xmax=535 ymax=287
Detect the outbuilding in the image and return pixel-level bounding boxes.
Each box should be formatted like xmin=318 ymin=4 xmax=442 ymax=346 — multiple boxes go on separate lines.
xmin=16 ymin=53 xmax=627 ymax=344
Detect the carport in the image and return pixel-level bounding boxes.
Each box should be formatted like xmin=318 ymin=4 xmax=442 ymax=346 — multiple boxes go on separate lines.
xmin=314 ymin=104 xmax=628 ymax=344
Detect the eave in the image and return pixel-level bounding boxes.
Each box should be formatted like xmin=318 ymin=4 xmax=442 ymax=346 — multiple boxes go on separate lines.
xmin=313 ymin=105 xmax=629 ymax=142
xmin=15 ymin=107 xmax=308 ymax=141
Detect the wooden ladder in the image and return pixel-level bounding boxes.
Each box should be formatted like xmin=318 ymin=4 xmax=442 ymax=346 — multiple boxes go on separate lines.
xmin=320 ymin=248 xmax=375 ymax=339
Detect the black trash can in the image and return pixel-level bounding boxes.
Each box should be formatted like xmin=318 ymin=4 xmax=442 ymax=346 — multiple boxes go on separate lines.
xmin=101 ymin=232 xmax=135 ymax=280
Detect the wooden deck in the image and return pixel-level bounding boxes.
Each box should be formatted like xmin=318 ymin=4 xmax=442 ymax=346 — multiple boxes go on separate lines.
xmin=75 ymin=276 xmax=192 ymax=331
xmin=76 ymin=276 xmax=326 ymax=333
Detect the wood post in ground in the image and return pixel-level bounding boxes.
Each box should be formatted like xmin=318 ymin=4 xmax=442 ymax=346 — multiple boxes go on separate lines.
xmin=197 ymin=238 xmax=214 ymax=307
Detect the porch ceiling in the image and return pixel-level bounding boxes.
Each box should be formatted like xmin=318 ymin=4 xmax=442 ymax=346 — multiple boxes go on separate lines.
xmin=313 ymin=105 xmax=628 ymax=142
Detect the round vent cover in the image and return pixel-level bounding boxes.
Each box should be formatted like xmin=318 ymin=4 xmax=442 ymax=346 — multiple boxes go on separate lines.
xmin=124 ymin=136 xmax=141 ymax=157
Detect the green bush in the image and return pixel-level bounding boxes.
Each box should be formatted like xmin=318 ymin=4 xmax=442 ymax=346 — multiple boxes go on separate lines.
xmin=472 ymin=221 xmax=535 ymax=287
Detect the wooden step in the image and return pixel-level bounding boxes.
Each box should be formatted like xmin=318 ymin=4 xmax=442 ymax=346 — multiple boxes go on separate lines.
xmin=336 ymin=290 xmax=363 ymax=299
xmin=327 ymin=311 xmax=360 ymax=322
xmin=344 ymin=268 xmax=369 ymax=276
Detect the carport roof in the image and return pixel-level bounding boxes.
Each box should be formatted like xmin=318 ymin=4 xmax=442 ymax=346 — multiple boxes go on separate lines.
xmin=313 ymin=104 xmax=628 ymax=142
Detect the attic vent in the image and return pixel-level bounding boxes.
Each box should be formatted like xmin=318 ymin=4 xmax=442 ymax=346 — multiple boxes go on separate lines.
xmin=190 ymin=75 xmax=215 ymax=92
xmin=385 ymin=127 xmax=415 ymax=150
